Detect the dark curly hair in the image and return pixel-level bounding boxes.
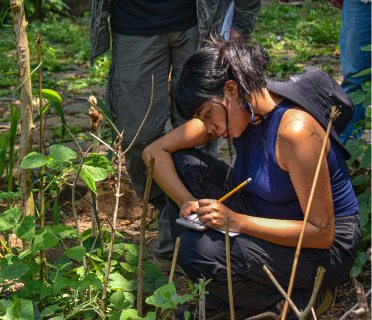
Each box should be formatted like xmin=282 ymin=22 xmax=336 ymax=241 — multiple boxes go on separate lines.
xmin=175 ymin=34 xmax=270 ymax=120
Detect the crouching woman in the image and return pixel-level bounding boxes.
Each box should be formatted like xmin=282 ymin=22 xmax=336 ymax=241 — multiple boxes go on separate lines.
xmin=142 ymin=36 xmax=360 ymax=319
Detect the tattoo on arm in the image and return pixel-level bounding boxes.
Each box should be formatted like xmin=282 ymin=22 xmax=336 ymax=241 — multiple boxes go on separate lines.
xmin=278 ymin=115 xmax=324 ymax=146
xmin=314 ymin=201 xmax=334 ymax=233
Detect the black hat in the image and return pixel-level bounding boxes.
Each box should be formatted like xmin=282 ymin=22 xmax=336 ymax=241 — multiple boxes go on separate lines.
xmin=268 ymin=68 xmax=354 ymax=160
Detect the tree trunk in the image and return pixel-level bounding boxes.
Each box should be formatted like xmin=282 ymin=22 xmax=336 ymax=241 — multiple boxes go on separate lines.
xmin=11 ymin=0 xmax=35 ymax=250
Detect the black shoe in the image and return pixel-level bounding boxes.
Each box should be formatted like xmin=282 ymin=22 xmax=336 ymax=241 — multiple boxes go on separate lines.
xmin=170 ymin=301 xmax=250 ymax=320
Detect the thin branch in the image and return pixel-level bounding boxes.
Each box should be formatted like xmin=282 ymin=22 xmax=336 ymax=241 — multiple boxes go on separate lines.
xmin=225 ymin=217 xmax=235 ymax=320
xmin=48 ymin=107 xmax=84 ymax=155
xmin=281 ymin=107 xmax=340 ymax=319
xmin=169 ymin=237 xmax=181 ymax=284
xmin=138 ymin=156 xmax=155 ymax=316
xmin=90 ymin=132 xmax=118 ymax=156
xmin=339 ymin=289 xmax=371 ymax=320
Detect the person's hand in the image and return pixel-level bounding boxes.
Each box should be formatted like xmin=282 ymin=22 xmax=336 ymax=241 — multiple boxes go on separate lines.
xmin=179 ymin=200 xmax=199 ymax=219
xmin=196 ymin=199 xmax=239 ymax=231
xmin=230 ymin=28 xmax=239 ymax=41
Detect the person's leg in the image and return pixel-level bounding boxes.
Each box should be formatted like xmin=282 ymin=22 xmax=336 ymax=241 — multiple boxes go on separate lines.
xmin=339 ymin=0 xmax=371 ymax=142
xmin=105 ymin=32 xmax=171 ymax=211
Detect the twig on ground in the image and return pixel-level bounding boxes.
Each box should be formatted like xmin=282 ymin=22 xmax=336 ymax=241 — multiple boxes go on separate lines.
xmin=281 ymin=107 xmax=340 ymax=319
xmin=199 ymin=278 xmax=206 ymax=320
xmin=169 ymin=237 xmax=181 ymax=284
xmin=339 ymin=289 xmax=371 ymax=320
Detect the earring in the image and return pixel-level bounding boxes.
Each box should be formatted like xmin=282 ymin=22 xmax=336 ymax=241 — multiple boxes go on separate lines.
xmin=247 ymin=103 xmax=254 ymax=122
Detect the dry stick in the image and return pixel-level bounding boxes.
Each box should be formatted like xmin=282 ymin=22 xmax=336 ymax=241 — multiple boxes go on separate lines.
xmin=264 ymin=265 xmax=326 ymax=320
xmin=224 ymin=217 xmax=235 ymax=320
xmin=100 ymin=76 xmax=154 ymax=315
xmin=36 ymin=32 xmax=46 ymax=283
xmin=199 ymin=278 xmax=206 ymax=320
xmin=339 ymin=289 xmax=371 ymax=320
xmin=280 ymin=106 xmax=341 ymax=320
xmin=169 ymin=237 xmax=181 ymax=284
xmin=352 ymin=279 xmax=370 ymax=320
xmin=137 ymin=156 xmax=155 ymax=317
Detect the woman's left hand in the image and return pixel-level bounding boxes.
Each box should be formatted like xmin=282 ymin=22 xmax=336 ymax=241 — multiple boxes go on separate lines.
xmin=196 ymin=199 xmax=240 ymax=232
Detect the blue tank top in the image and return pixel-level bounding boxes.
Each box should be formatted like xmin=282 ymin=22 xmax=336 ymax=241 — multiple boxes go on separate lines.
xmin=233 ymin=103 xmax=359 ymax=220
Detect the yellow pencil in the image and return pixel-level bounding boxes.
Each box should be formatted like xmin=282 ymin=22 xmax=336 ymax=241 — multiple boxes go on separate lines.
xmin=193 ymin=178 xmax=252 ymax=220
xmin=218 ymin=178 xmax=252 ymax=202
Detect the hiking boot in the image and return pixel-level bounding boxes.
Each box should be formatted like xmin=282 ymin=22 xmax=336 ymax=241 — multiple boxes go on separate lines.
xmin=170 ymin=301 xmax=250 ymax=320
xmin=153 ymin=255 xmax=187 ymax=277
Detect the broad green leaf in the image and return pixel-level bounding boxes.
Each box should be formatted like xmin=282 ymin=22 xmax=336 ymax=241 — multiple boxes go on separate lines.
xmin=119 ymin=262 xmax=137 ymax=273
xmin=53 ymin=198 xmax=60 ymax=226
xmin=40 ymin=304 xmax=60 ymax=318
xmin=20 ymin=152 xmax=48 ymax=169
xmin=0 ymin=254 xmax=20 ymax=267
xmin=110 ymin=290 xmax=134 ymax=310
xmin=72 ymin=164 xmax=97 ymax=194
xmin=351 ymin=174 xmax=370 ymax=186
xmin=359 ymin=203 xmax=371 ymax=226
xmin=42 ymin=89 xmax=62 ymax=103
xmin=109 ymin=273 xmax=134 ymax=291
xmin=143 ymin=261 xmax=167 ymax=284
xmin=363 ymin=89 xmax=371 ymax=107
xmin=119 ymin=310 xmax=156 ymax=320
xmin=348 ymin=90 xmax=366 ymax=105
xmin=145 ymin=282 xmax=177 ymax=309
xmin=13 ymin=215 xmax=35 ymax=242
xmin=108 ymin=310 xmax=121 ymax=320
xmin=46 ymin=159 xmax=64 ymax=171
xmin=350 ymin=266 xmax=361 ymax=278
xmin=0 ymin=299 xmax=13 ymax=314
xmin=49 ymin=316 xmax=65 ymax=320
xmin=352 ymin=68 xmax=371 ymax=78
xmin=12 ymin=279 xmax=44 ymax=298
xmin=0 ymin=263 xmax=30 ymax=279
xmin=18 ymin=250 xmax=38 ymax=262
xmin=49 ymin=144 xmax=77 ymax=162
xmin=0 ymin=207 xmax=21 ymax=232
xmin=52 ymin=225 xmax=78 ymax=238
xmin=19 ymin=262 xmax=41 ymax=282
xmin=31 ymin=226 xmax=60 ymax=253
xmin=64 ymin=246 xmax=86 ymax=262
xmin=360 ymin=146 xmax=371 ymax=168
xmin=155 ymin=277 xmax=169 ymax=288
xmin=53 ymin=277 xmax=70 ymax=294
xmin=345 ymin=139 xmax=365 ymax=166
xmin=5 ymin=296 xmax=34 ymax=320
xmin=361 ymin=44 xmax=371 ymax=51
xmin=0 ymin=191 xmax=21 ymax=200
xmin=82 ymin=310 xmax=96 ymax=320
xmin=358 ymin=252 xmax=369 ymax=265
xmin=83 ymin=153 xmax=114 ymax=181
xmin=82 ymin=274 xmax=103 ymax=289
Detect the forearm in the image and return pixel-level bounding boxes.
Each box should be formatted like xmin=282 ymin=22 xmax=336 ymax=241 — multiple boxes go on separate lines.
xmin=142 ymin=148 xmax=196 ymax=207
xmin=235 ymin=215 xmax=335 ymax=249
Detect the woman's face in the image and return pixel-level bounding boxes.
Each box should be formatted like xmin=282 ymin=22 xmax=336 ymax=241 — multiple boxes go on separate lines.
xmin=194 ymin=94 xmax=250 ymax=141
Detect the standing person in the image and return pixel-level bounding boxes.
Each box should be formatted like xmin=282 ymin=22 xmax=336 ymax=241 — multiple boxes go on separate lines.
xmin=329 ymin=0 xmax=371 ymax=142
xmin=142 ymin=35 xmax=360 ymax=319
xmin=89 ymin=0 xmax=262 ymax=272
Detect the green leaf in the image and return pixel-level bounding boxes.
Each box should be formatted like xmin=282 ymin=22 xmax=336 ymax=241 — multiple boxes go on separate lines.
xmin=40 ymin=304 xmax=60 ymax=318
xmin=350 ymin=266 xmax=361 ymax=278
xmin=358 ymin=252 xmax=369 ymax=265
xmin=53 ymin=198 xmax=60 ymax=226
xmin=345 ymin=139 xmax=365 ymax=166
xmin=145 ymin=282 xmax=177 ymax=309
xmin=0 ymin=254 xmax=20 ymax=267
xmin=83 ymin=153 xmax=114 ymax=182
xmin=0 ymin=207 xmax=21 ymax=232
xmin=359 ymin=146 xmax=371 ymax=168
xmin=49 ymin=144 xmax=77 ymax=163
xmin=82 ymin=274 xmax=103 ymax=289
xmin=351 ymin=174 xmax=370 ymax=186
xmin=52 ymin=225 xmax=78 ymax=238
xmin=119 ymin=310 xmax=156 ymax=320
xmin=82 ymin=310 xmax=96 ymax=320
xmin=5 ymin=296 xmax=34 ymax=320
xmin=352 ymin=68 xmax=371 ymax=78
xmin=53 ymin=277 xmax=70 ymax=294
xmin=72 ymin=164 xmax=97 ymax=194
xmin=0 ymin=133 xmax=8 ymax=178
xmin=42 ymin=89 xmax=62 ymax=103
xmin=0 ymin=263 xmax=30 ymax=279
xmin=119 ymin=262 xmax=137 ymax=273
xmin=143 ymin=261 xmax=168 ymax=284
xmin=109 ymin=273 xmax=134 ymax=291
xmin=31 ymin=226 xmax=60 ymax=253
xmin=20 ymin=152 xmax=48 ymax=169
xmin=49 ymin=315 xmax=65 ymax=320
xmin=13 ymin=215 xmax=35 ymax=242
xmin=0 ymin=191 xmax=21 ymax=200
xmin=64 ymin=246 xmax=86 ymax=262
xmin=348 ymin=90 xmax=366 ymax=105
xmin=361 ymin=44 xmax=371 ymax=51
xmin=363 ymin=89 xmax=371 ymax=107
xmin=110 ymin=290 xmax=134 ymax=310
xmin=0 ymin=299 xmax=13 ymax=314
xmin=51 ymin=103 xmax=66 ymax=141
xmin=19 ymin=262 xmax=41 ymax=282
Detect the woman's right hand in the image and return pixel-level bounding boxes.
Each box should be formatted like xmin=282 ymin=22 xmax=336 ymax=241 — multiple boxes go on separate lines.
xmin=179 ymin=200 xmax=200 ymax=219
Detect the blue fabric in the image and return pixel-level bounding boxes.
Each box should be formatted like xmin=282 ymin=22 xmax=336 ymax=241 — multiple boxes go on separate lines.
xmin=339 ymin=0 xmax=371 ymax=142
xmin=233 ymin=103 xmax=359 ymax=220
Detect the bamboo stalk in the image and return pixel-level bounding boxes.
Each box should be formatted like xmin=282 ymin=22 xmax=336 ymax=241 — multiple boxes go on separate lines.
xmin=169 ymin=237 xmax=181 ymax=284
xmin=137 ymin=156 xmax=155 ymax=316
xmin=281 ymin=107 xmax=340 ymax=319
xmin=225 ymin=217 xmax=235 ymax=320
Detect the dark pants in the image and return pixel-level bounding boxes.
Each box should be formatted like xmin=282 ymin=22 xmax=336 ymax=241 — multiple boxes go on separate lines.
xmin=166 ymin=148 xmax=361 ymax=316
